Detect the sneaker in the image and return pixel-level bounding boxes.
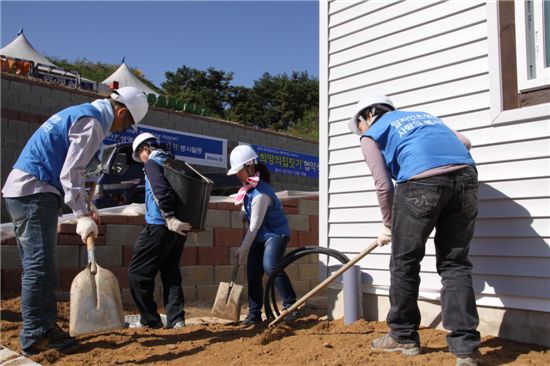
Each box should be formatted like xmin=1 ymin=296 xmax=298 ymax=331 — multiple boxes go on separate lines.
xmin=21 ymin=325 xmax=79 ymax=356
xmin=171 ymin=320 xmax=185 ymax=329
xmin=456 ymin=355 xmax=478 ymax=366
xmin=371 ymin=333 xmax=420 ymax=356
xmin=127 ymin=320 xmax=163 ymax=329
xmin=241 ymin=315 xmax=262 ymax=325
xmin=283 ymin=308 xmax=300 ymax=322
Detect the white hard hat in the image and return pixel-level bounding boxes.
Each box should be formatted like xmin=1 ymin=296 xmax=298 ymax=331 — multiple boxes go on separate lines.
xmin=227 ymin=145 xmax=258 ymax=176
xmin=348 ymin=94 xmax=395 ymax=135
xmin=132 ymin=132 xmax=159 ymax=162
xmin=111 ymin=86 xmax=149 ymax=128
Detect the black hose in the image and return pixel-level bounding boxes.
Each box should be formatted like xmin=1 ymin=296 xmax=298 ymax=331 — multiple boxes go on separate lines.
xmin=263 ymin=246 xmax=350 ymax=319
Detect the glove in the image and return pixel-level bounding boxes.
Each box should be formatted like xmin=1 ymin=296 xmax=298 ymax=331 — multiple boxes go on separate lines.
xmin=76 ymin=216 xmax=98 ymax=243
xmin=235 ymin=245 xmax=249 ymax=265
xmin=377 ymin=225 xmax=392 ymax=246
xmin=166 ymin=216 xmax=191 ymax=236
xmin=89 ymin=203 xmax=101 ymax=225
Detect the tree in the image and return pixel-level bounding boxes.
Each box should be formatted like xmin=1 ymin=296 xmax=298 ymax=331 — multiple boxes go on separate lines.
xmin=162 ymin=66 xmax=234 ymax=118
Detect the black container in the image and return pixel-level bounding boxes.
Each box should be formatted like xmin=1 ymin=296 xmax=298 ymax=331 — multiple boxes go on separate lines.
xmin=163 ymin=158 xmax=214 ymax=230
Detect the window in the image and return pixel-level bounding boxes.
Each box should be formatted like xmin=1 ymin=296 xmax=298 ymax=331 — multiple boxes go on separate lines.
xmin=514 ymin=0 xmax=550 ymax=91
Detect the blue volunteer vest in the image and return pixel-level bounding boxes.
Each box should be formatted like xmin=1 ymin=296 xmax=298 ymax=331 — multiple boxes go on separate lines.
xmin=13 ymin=103 xmax=111 ymax=195
xmin=244 ymin=180 xmax=290 ymax=241
xmin=144 ymin=149 xmax=172 ymax=225
xmin=364 ymin=110 xmax=475 ymax=182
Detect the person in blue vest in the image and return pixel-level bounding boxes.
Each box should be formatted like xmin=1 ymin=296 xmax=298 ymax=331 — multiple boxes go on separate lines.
xmin=127 ymin=132 xmax=191 ymax=329
xmin=227 ymin=145 xmax=297 ymax=325
xmin=348 ymin=95 xmax=480 ymax=366
xmin=2 ymin=86 xmax=148 ymax=356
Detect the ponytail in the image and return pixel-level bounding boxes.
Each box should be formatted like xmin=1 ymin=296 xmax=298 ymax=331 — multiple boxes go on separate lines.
xmin=256 ymin=162 xmax=271 ymax=184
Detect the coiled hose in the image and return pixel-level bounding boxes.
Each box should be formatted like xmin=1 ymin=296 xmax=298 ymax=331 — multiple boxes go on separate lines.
xmin=263 ymin=246 xmax=350 ymax=319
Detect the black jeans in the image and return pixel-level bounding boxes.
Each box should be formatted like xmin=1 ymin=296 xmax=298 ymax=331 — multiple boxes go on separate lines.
xmin=388 ymin=166 xmax=480 ymax=356
xmin=128 ymin=224 xmax=185 ymax=327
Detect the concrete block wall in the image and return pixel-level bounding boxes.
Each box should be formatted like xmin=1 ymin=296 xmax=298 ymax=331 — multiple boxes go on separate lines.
xmin=0 ymin=197 xmax=320 ymax=308
xmin=1 ymin=73 xmax=318 ymax=222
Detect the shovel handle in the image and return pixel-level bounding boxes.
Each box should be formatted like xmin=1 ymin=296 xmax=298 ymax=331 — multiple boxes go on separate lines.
xmin=229 ymin=264 xmax=240 ymax=285
xmin=86 ymin=235 xmax=98 ymax=274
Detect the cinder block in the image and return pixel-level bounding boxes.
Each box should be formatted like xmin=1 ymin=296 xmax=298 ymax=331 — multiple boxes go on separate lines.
xmin=181 ymin=246 xmax=197 ymax=266
xmin=214 ymin=265 xmax=246 ymax=284
xmin=282 ymin=264 xmax=299 ymax=282
xmin=79 ymin=245 xmax=122 ymax=268
xmin=230 ymin=211 xmax=246 ymax=228
xmin=291 ymin=280 xmax=312 ymax=298
xmin=298 ymin=230 xmax=319 ymax=247
xmin=57 ymin=268 xmax=82 ymax=292
xmin=286 ymin=215 xmax=309 ymax=231
xmin=186 ymin=229 xmax=213 ymax=247
xmin=213 ymin=228 xmax=243 ymax=247
xmin=205 ymin=209 xmax=230 ymax=228
xmin=182 ymin=285 xmax=197 ymax=301
xmin=122 ymin=246 xmax=134 ymax=266
xmin=196 ymin=285 xmax=219 ymax=305
xmin=122 ymin=288 xmax=134 ymax=305
xmin=57 ymin=245 xmax=79 ymax=268
xmin=288 ymin=231 xmax=299 ymax=247
xmin=298 ymin=263 xmax=320 ymax=281
xmin=0 ymin=245 xmax=21 ymax=270
xmin=105 ymin=224 xmax=142 ymax=246
xmin=299 ymin=200 xmax=319 ymax=215
xmin=197 ymin=247 xmax=230 ymax=266
xmin=309 ymin=215 xmax=319 ymax=233
xmin=181 ymin=266 xmax=214 ymax=286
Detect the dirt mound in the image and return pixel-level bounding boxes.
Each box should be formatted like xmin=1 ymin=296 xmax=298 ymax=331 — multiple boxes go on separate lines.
xmin=1 ymin=297 xmax=549 ymax=365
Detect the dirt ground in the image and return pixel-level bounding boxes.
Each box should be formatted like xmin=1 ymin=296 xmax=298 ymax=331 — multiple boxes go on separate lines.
xmin=1 ymin=297 xmax=548 ymax=366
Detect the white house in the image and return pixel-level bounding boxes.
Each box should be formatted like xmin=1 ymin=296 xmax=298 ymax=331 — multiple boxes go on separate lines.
xmin=319 ymin=0 xmax=549 ymax=346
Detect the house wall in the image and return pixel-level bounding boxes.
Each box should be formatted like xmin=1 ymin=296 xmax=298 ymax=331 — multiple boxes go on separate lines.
xmin=320 ymin=0 xmax=550 ymax=345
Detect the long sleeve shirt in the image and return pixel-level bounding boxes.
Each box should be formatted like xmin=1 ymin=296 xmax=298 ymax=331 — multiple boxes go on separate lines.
xmin=2 ymin=99 xmax=113 ymax=216
xmin=360 ymin=129 xmax=472 ymax=227
xmin=240 ymin=193 xmax=272 ymax=250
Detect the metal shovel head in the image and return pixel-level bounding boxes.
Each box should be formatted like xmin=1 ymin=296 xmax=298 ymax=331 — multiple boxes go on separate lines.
xmin=211 ymin=281 xmax=243 ymax=322
xmin=69 ymin=262 xmax=124 ymax=336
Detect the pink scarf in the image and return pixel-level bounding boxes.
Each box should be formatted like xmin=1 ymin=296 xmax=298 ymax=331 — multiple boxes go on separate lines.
xmin=234 ymin=173 xmax=260 ymax=205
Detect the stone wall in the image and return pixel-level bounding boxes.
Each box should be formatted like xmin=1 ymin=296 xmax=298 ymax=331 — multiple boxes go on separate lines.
xmin=0 ymin=73 xmax=319 ymax=222
xmin=0 ymin=197 xmax=320 ymax=307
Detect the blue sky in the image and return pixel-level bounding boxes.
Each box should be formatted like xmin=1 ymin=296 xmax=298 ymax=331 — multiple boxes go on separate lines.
xmin=1 ymin=0 xmax=319 ymax=88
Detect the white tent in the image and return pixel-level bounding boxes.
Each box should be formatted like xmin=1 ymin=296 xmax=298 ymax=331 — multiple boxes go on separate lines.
xmin=102 ymin=62 xmax=159 ymax=96
xmin=0 ymin=29 xmax=56 ymax=67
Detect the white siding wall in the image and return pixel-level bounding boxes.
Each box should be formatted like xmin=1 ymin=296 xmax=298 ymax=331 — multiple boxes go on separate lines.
xmin=320 ymin=0 xmax=550 ymax=313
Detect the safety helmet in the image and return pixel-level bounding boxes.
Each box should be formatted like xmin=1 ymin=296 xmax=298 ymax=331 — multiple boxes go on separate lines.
xmin=348 ymin=94 xmax=395 ymax=135
xmin=132 ymin=132 xmax=159 ymax=162
xmin=111 ymin=86 xmax=149 ymax=128
xmin=227 ymin=145 xmax=258 ymax=176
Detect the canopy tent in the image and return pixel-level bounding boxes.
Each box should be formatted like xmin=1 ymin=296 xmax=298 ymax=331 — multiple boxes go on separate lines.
xmin=102 ymin=62 xmax=159 ymax=96
xmin=0 ymin=29 xmax=57 ymax=67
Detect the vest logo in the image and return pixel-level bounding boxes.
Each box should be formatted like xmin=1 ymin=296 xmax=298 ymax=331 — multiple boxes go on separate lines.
xmin=41 ymin=114 xmax=62 ymax=133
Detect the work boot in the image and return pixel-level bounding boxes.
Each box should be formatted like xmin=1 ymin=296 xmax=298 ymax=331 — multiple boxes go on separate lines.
xmin=371 ymin=333 xmax=420 ymax=356
xmin=21 ymin=325 xmax=79 ymax=356
xmin=456 ymin=354 xmax=478 ymax=366
xmin=241 ymin=315 xmax=262 ymax=325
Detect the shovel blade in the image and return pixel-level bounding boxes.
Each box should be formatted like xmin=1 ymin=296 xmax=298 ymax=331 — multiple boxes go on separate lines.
xmin=69 ymin=264 xmax=125 ymax=336
xmin=211 ymin=282 xmax=243 ymax=322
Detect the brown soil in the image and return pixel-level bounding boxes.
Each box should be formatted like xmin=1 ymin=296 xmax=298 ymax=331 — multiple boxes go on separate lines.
xmin=1 ymin=297 xmax=548 ymax=365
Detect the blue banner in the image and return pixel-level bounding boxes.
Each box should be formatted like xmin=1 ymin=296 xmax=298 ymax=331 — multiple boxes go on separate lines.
xmin=251 ymin=144 xmax=319 ymax=178
xmin=105 ymin=124 xmax=227 ymax=168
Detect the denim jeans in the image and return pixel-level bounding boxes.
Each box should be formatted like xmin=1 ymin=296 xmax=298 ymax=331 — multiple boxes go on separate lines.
xmin=4 ymin=193 xmax=61 ymax=351
xmin=246 ymin=235 xmax=296 ymax=319
xmin=128 ymin=224 xmax=185 ymax=327
xmin=388 ymin=166 xmax=480 ymax=356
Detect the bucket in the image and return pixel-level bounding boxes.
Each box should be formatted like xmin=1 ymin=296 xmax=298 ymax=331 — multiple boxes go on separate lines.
xmin=163 ymin=158 xmax=214 ymax=230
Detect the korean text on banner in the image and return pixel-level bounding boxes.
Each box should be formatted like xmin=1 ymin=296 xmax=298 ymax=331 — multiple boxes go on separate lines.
xmin=251 ymin=144 xmax=319 ymax=178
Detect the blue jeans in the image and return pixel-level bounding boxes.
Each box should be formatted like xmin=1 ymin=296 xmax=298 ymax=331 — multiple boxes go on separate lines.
xmin=4 ymin=193 xmax=61 ymax=350
xmin=246 ymin=235 xmax=296 ymax=319
xmin=388 ymin=166 xmax=480 ymax=356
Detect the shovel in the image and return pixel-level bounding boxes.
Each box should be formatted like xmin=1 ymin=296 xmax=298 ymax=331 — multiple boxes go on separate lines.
xmin=211 ymin=264 xmax=243 ymax=322
xmin=69 ymin=235 xmax=125 ymax=336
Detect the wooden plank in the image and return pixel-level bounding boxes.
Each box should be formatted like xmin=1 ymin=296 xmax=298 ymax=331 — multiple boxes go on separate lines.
xmin=329 ymin=206 xmax=384 ymax=223
xmin=329 ymin=161 xmax=369 ymax=179
xmin=329 ymin=176 xmax=376 ymax=194
xmin=464 ymin=119 xmax=550 ymax=147
xmin=329 ymin=146 xmax=363 ymax=165
xmin=329 ymin=132 xmax=359 ymax=150
xmin=329 ymin=191 xmax=379 ymax=208
xmin=329 ymin=0 xmax=401 ymax=28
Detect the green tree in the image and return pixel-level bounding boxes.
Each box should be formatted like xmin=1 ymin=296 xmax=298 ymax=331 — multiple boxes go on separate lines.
xmin=162 ymin=66 xmax=234 ymax=118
